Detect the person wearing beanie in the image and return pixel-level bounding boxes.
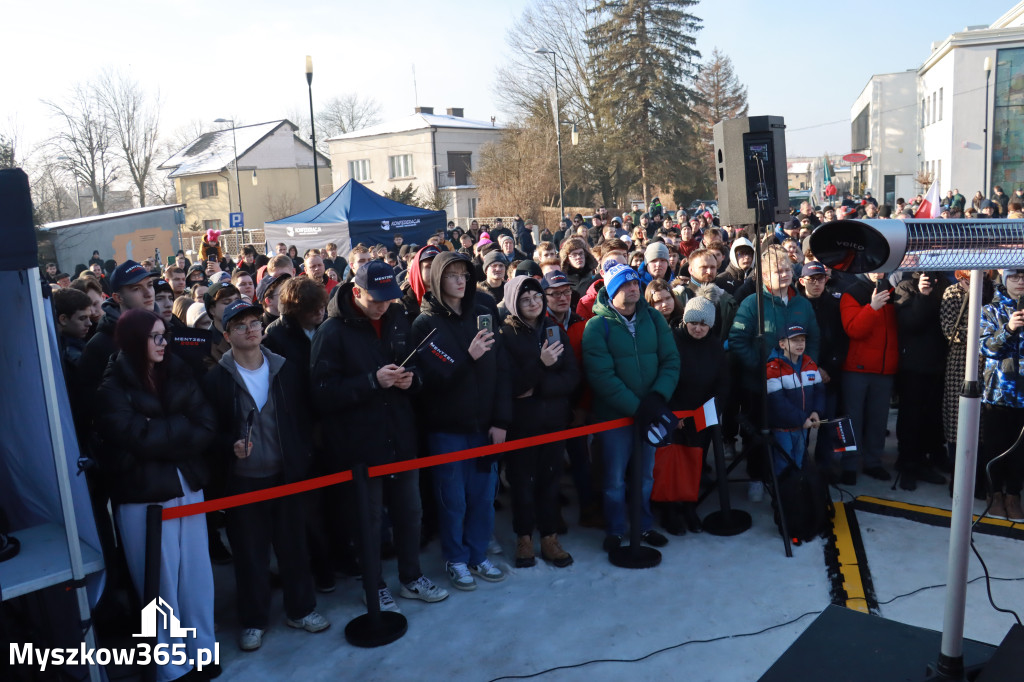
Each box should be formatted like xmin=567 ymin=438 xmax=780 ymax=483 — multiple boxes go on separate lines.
xmin=478 ymin=250 xmax=508 ymax=315
xmin=499 ymin=276 xmax=580 ymax=568
xmin=643 ymin=241 xmax=671 ymax=284
xmin=583 ymin=256 xmax=680 ymax=554
xmin=201 ymin=229 xmax=224 ymax=263
xmin=514 ymin=259 xmax=543 ymax=280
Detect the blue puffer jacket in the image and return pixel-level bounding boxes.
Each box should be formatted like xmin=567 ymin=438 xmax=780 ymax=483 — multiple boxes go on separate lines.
xmin=980 ymin=287 xmax=1024 ymax=408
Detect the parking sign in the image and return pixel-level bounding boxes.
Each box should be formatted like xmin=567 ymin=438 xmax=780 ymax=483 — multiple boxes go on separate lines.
xmin=229 ymin=212 xmax=244 ymax=228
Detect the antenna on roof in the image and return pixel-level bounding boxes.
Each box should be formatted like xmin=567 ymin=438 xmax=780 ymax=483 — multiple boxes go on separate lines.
xmin=412 ymin=64 xmax=419 ymax=108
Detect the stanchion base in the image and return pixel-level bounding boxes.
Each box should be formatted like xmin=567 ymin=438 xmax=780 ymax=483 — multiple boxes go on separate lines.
xmin=344 ymin=612 xmax=407 ymax=648
xmin=608 ymin=544 xmax=661 ymax=569
xmin=702 ymin=510 xmax=752 ymax=537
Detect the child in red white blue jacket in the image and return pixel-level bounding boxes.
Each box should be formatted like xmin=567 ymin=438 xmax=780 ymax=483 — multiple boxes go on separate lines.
xmin=766 ymin=324 xmax=825 ymax=475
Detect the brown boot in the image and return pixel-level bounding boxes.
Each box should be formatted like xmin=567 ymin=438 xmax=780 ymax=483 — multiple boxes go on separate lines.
xmin=1003 ymin=493 xmax=1024 ymax=523
xmin=515 ymin=535 xmax=536 ymax=568
xmin=540 ymin=534 xmax=573 ymax=568
xmin=988 ymin=492 xmax=1008 ymax=520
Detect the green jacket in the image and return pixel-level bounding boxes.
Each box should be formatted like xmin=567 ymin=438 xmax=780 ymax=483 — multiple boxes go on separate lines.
xmin=728 ymin=285 xmax=820 ymax=392
xmin=582 ymin=288 xmax=681 ymax=421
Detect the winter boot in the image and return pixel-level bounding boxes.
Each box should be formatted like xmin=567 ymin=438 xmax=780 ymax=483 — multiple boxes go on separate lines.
xmin=515 ymin=535 xmax=535 ymax=568
xmin=1003 ymin=493 xmax=1024 ymax=523
xmin=540 ymin=534 xmax=573 ymax=568
xmin=988 ymin=492 xmax=1008 ymax=520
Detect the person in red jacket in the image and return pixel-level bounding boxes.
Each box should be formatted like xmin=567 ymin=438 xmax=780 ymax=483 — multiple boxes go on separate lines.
xmin=840 ymin=273 xmax=899 ymax=485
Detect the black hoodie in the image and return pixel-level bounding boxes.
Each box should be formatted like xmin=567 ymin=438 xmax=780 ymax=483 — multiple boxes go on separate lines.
xmin=411 ymin=252 xmax=512 ymax=433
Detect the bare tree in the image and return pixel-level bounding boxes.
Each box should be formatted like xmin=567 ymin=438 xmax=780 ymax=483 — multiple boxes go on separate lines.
xmin=96 ymin=70 xmax=161 ymax=207
xmin=44 ymin=84 xmax=118 ymax=214
xmin=316 ymin=94 xmax=382 ymax=138
xmin=264 ymin=191 xmax=301 ymax=221
xmin=473 ymin=120 xmax=558 ymax=219
xmin=417 ymin=185 xmax=451 ymax=212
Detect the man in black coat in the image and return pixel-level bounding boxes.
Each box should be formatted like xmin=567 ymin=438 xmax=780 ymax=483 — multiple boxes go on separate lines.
xmin=311 ymin=261 xmax=449 ymax=612
xmin=204 ymin=300 xmax=329 ymax=651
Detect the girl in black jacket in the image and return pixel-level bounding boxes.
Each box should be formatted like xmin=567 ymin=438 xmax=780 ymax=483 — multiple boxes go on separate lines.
xmin=95 ymin=309 xmax=217 ymax=681
xmin=500 ymin=276 xmax=580 ymax=568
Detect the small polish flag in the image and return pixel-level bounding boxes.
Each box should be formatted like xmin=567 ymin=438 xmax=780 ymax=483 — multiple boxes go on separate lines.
xmin=914 ymin=181 xmax=941 ymax=218
xmin=691 ymin=398 xmax=719 ymax=431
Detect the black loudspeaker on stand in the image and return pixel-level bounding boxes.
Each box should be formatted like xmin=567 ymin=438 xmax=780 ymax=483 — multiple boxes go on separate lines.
xmin=608 ymin=425 xmax=662 ymax=569
xmin=344 ymin=463 xmax=407 ymax=647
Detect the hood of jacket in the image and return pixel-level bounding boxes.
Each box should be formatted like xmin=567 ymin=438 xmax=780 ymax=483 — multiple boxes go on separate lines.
xmin=217 ymin=345 xmax=286 ymax=385
xmin=408 ymin=245 xmax=434 ymax=305
xmin=729 ymin=237 xmax=755 ymax=270
xmin=502 ymin=274 xmax=545 ymax=325
xmin=421 ymin=251 xmax=477 ymax=319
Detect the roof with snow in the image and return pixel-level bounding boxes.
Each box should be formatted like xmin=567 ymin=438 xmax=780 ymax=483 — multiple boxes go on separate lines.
xmin=158 ymin=120 xmax=293 ymax=178
xmin=788 ymin=162 xmax=811 ymax=174
xmin=41 ymin=203 xmax=184 ymax=230
xmin=327 ymin=112 xmax=502 ymax=141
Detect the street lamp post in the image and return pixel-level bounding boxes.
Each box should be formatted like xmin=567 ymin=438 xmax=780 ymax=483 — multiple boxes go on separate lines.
xmin=214 ymin=117 xmax=244 ymax=244
xmin=306 ymin=56 xmax=321 ymax=204
xmin=533 ymin=48 xmax=565 ymax=224
xmin=982 ymin=57 xmax=992 ymax=197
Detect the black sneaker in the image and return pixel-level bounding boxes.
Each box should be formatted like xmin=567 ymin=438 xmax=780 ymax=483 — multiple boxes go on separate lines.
xmin=602 ymin=534 xmax=622 ymax=553
xmin=915 ymin=466 xmax=946 ymax=485
xmin=863 ymin=466 xmax=891 ymax=481
xmin=640 ymin=529 xmax=668 ymax=548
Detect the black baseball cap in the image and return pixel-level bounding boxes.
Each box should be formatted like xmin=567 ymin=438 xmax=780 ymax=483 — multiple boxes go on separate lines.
xmin=255 ymin=273 xmax=290 ymax=304
xmin=110 ymin=260 xmax=157 ymax=290
xmin=542 ymin=269 xmax=571 ymax=291
xmin=203 ymin=282 xmax=239 ymax=312
xmin=354 ymin=260 xmax=402 ymax=301
xmin=221 ymin=299 xmax=263 ymax=330
xmin=153 ymin=279 xmax=173 ymax=295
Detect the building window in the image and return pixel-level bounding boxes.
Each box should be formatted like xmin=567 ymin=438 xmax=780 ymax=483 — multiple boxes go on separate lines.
xmin=388 ymin=154 xmax=413 ymax=179
xmin=200 ymin=181 xmax=218 ymax=198
xmin=852 ymin=104 xmax=870 ymax=151
xmin=992 ymin=48 xmax=1024 ymax=193
xmin=921 ymin=99 xmax=926 ymax=127
xmin=203 ymin=219 xmax=222 ymax=231
xmin=348 ymin=159 xmax=371 ymax=182
xmin=939 ymin=88 xmax=943 ymax=121
xmin=932 ymin=93 xmax=937 ymax=125
xmin=468 ymin=197 xmax=478 ymax=218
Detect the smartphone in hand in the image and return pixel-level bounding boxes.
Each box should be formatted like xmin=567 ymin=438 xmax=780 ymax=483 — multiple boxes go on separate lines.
xmin=477 ymin=314 xmax=492 ymax=333
xmin=545 ymin=326 xmax=559 ymax=344
xmin=875 ymin=277 xmax=888 ymax=295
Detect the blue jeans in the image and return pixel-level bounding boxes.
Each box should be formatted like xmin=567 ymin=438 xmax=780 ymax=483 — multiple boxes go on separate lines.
xmin=599 ymin=425 xmax=655 ymax=537
xmin=427 ymin=432 xmax=496 ymax=566
xmin=772 ymin=429 xmax=807 ymax=476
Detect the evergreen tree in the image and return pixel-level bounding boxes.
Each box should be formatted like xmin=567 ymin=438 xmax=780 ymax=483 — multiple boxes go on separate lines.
xmin=693 ymin=48 xmax=749 ymax=194
xmin=586 ymin=0 xmax=702 ymax=204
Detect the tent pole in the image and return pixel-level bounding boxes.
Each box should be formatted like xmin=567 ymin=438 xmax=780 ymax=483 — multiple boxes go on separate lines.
xmin=29 ymin=268 xmax=102 ymax=682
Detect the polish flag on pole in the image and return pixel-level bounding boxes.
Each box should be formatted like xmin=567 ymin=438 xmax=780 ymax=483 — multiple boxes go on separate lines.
xmin=915 ymin=181 xmax=941 ymax=218
xmin=690 ymin=398 xmax=719 ymax=431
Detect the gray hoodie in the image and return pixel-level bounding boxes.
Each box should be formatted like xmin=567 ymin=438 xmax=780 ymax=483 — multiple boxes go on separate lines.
xmin=217 ymin=347 xmax=287 ymax=478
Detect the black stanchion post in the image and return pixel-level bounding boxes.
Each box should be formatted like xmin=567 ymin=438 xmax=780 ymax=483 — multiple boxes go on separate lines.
xmin=143 ymin=505 xmax=162 ymax=682
xmin=344 ymin=463 xmax=407 ymax=647
xmin=702 ymin=424 xmax=752 ymax=536
xmin=609 ymin=424 xmax=661 ymax=569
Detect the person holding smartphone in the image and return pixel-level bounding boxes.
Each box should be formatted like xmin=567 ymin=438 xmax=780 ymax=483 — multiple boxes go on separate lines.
xmin=411 ymin=252 xmax=512 ymax=591
xmin=499 ymin=276 xmax=580 ymax=568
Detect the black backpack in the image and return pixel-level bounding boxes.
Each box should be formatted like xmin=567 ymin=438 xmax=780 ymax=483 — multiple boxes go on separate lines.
xmin=771 ymin=450 xmax=833 ymax=544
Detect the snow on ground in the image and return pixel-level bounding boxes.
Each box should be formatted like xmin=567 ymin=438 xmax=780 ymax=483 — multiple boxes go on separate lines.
xmin=206 ymin=409 xmax=1024 ymax=681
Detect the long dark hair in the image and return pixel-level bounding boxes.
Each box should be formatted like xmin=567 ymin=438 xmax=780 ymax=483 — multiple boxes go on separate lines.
xmin=114 ymin=309 xmax=167 ymax=395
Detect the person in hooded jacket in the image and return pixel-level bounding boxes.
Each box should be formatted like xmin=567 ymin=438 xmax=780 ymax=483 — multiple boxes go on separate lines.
xmin=401 ymin=245 xmax=441 ymax=319
xmin=411 ymin=252 xmax=513 ymax=591
xmin=559 ymin=237 xmax=598 ymax=296
xmin=310 ymin=261 xmax=451 ymax=611
xmin=500 ymin=275 xmax=580 ymax=569
xmin=94 ymin=309 xmax=218 ymax=681
xmin=716 ymin=237 xmax=755 ymax=295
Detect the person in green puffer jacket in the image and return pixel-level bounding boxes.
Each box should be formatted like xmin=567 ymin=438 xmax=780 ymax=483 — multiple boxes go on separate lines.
xmin=583 ymin=261 xmax=680 ymax=553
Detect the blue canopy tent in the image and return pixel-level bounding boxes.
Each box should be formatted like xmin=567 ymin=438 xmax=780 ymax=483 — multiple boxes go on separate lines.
xmin=264 ymin=179 xmax=446 ymax=257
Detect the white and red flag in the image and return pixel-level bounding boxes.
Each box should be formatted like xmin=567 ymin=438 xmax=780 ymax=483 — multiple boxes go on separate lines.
xmin=915 ymin=181 xmax=941 ymax=218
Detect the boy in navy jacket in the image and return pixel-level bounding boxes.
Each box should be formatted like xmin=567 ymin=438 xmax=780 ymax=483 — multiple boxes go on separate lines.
xmin=766 ymin=324 xmax=825 ymax=475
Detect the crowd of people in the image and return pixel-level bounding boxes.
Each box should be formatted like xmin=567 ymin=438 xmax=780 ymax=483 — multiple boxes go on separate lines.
xmin=44 ymin=185 xmax=1024 ymax=680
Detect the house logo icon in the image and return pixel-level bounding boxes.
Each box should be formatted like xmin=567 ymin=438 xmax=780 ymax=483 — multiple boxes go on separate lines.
xmin=381 ymin=220 xmax=391 ymax=231
xmin=286 ymin=226 xmax=295 ymax=238
xmin=133 ymin=598 xmax=197 ymax=639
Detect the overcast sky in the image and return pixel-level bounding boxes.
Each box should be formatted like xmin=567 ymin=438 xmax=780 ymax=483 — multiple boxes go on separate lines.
xmin=2 ymin=0 xmax=1015 ymax=164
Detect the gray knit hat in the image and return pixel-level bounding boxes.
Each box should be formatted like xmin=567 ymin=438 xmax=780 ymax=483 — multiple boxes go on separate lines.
xmin=683 ymin=294 xmax=716 ymax=327
xmin=645 ymin=241 xmax=670 ymax=263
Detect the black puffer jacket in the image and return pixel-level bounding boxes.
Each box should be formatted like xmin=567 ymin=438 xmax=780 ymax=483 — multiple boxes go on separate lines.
xmin=79 ymin=299 xmax=122 ymax=401
xmin=310 ymin=282 xmax=421 ymax=468
xmin=95 ymin=352 xmax=215 ymax=504
xmin=672 ymin=324 xmax=729 ymax=445
xmin=499 ymin=277 xmax=580 ymax=437
xmin=411 ymin=252 xmax=512 ymax=433
xmin=262 ymin=313 xmax=314 ymax=397
xmin=894 ymin=273 xmax=948 ymax=375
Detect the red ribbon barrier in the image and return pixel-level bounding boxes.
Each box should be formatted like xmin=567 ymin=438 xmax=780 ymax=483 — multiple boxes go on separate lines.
xmin=162 ymin=402 xmax=716 ymax=521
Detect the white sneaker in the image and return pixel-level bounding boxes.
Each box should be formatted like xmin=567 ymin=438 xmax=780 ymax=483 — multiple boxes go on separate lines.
xmin=748 ymin=481 xmax=765 ymax=502
xmin=446 ymin=561 xmax=477 ymax=591
xmin=362 ymin=587 xmax=401 ymax=613
xmin=488 ymin=536 xmax=504 ymax=555
xmin=285 ymin=610 xmax=330 ymax=633
xmin=239 ymin=627 xmax=264 ymax=651
xmin=468 ymin=558 xmax=506 ymax=583
xmin=399 ymin=576 xmax=450 ymax=603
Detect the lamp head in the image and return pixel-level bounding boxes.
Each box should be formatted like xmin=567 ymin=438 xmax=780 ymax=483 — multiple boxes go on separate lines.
xmin=306 ymin=55 xmax=313 ymax=85
xmin=984 ymin=57 xmax=992 ymax=72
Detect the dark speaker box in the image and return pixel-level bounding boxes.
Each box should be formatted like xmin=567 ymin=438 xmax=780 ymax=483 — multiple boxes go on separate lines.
xmin=713 ymin=116 xmax=789 ymax=226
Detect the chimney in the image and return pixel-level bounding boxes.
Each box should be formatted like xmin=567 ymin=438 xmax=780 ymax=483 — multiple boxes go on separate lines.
xmin=415 ymin=106 xmax=434 ymax=115
xmin=446 ymin=107 xmax=464 ymax=118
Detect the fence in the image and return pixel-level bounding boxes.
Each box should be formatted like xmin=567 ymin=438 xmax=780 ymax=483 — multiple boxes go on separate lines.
xmin=178 ymin=229 xmax=266 ymax=257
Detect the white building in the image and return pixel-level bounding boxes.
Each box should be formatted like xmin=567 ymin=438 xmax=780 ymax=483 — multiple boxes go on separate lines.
xmin=850 ymin=70 xmax=919 ymax=206
xmin=852 ymin=3 xmax=1024 ymax=207
xmin=326 ymin=107 xmax=503 ymax=222
xmin=919 ymin=4 xmax=1024 ymax=199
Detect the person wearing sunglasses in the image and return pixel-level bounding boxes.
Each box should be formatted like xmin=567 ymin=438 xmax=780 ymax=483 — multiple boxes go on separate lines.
xmin=95 ymin=309 xmax=218 ymax=681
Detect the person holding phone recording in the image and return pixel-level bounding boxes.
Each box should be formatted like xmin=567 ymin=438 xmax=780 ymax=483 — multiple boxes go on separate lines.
xmin=499 ymin=276 xmax=580 ymax=568
xmin=411 ymin=252 xmax=513 ymax=591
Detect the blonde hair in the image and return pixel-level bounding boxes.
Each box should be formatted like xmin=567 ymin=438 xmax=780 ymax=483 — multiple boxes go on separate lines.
xmin=761 ymin=245 xmax=792 ymax=282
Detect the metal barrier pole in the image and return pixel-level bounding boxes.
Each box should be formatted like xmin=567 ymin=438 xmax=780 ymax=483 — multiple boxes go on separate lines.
xmin=143 ymin=504 xmax=162 ymax=682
